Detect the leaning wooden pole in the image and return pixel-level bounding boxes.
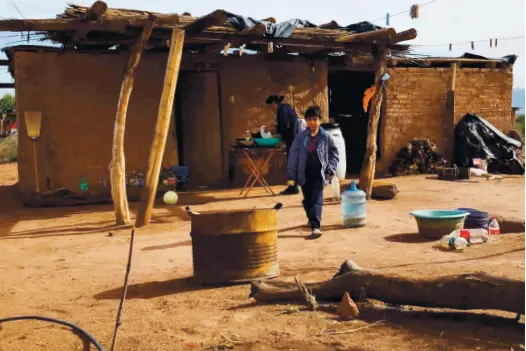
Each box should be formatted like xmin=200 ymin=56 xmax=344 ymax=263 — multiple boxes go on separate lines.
xmin=135 ymin=28 xmax=185 ymax=228
xmin=359 ymin=47 xmax=387 ymax=199
xmin=109 ymin=15 xmax=156 ymax=225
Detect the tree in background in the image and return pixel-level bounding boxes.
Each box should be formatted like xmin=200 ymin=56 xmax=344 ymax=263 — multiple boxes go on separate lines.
xmin=0 ymin=93 xmax=15 ymax=116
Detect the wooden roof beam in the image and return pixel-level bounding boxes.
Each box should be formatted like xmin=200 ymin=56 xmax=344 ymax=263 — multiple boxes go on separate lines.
xmin=82 ymin=1 xmax=108 ymax=21
xmin=392 ymin=28 xmax=417 ymax=44
xmin=0 ymin=83 xmax=14 ymax=89
xmin=0 ymin=14 xmax=180 ymax=33
xmin=335 ymin=28 xmax=396 ymax=43
xmin=183 ymin=9 xmax=228 ymax=34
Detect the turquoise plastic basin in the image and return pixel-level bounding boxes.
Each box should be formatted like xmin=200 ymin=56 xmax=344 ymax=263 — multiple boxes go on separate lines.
xmin=253 ymin=138 xmax=281 ymax=148
xmin=410 ymin=210 xmax=470 ymax=239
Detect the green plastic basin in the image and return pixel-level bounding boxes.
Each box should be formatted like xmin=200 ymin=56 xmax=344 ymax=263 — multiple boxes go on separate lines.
xmin=410 ymin=210 xmax=470 ymax=240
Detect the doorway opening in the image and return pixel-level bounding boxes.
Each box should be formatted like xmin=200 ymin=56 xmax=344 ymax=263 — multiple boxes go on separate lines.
xmin=328 ymin=70 xmax=381 ymax=175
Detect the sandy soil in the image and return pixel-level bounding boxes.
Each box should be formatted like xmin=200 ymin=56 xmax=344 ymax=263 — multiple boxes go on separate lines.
xmin=0 ymin=162 xmax=524 ymax=351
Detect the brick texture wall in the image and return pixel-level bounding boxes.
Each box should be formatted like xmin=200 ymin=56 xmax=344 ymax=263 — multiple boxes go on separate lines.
xmin=376 ymin=66 xmax=513 ymax=175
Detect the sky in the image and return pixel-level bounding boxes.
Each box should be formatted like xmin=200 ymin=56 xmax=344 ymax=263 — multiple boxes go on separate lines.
xmin=0 ymin=0 xmax=525 ymax=94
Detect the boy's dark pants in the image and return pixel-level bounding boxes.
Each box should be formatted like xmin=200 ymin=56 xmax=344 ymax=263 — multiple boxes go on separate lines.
xmin=301 ymin=176 xmax=324 ymax=229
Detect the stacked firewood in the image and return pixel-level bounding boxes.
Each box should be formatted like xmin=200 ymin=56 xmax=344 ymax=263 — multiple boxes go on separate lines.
xmin=388 ymin=139 xmax=448 ymax=176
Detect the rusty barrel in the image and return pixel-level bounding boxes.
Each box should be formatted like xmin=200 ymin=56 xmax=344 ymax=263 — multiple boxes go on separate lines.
xmin=189 ymin=208 xmax=279 ymax=284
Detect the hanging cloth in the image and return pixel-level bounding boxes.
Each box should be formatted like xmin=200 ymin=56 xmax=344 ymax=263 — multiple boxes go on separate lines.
xmin=363 ymin=85 xmax=377 ymax=113
xmin=471 ymin=41 xmax=474 ymax=50
xmin=495 ymin=38 xmax=498 ymax=47
xmin=386 ymin=13 xmax=390 ymax=26
xmin=490 ymin=38 xmax=493 ymax=48
xmin=410 ymin=4 xmax=420 ymax=19
xmin=449 ymin=43 xmax=452 ymax=51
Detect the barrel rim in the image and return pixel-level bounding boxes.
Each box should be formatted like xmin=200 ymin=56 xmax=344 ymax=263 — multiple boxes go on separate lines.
xmin=191 ymin=208 xmax=277 ymax=216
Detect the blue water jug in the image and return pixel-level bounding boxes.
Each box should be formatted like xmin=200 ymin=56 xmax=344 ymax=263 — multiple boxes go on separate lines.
xmin=341 ymin=180 xmax=366 ymax=227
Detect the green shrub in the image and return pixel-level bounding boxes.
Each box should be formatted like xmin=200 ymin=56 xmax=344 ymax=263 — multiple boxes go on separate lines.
xmin=0 ymin=134 xmax=18 ymax=162
xmin=514 ymin=114 xmax=525 ymax=139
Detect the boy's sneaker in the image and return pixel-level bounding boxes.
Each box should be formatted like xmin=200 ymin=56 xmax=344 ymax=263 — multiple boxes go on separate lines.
xmin=310 ymin=228 xmax=322 ymax=239
xmin=280 ymin=186 xmax=300 ymax=195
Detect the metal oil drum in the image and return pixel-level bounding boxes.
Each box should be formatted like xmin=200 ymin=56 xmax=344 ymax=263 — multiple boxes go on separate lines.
xmin=188 ymin=207 xmax=279 ymax=284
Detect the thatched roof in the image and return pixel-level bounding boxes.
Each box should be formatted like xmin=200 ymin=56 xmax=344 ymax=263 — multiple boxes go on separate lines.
xmin=0 ymin=2 xmax=416 ymax=56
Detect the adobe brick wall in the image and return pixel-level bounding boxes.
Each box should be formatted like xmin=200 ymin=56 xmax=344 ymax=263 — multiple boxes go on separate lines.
xmin=377 ymin=66 xmax=513 ymax=175
xmin=455 ymin=68 xmax=514 ymax=131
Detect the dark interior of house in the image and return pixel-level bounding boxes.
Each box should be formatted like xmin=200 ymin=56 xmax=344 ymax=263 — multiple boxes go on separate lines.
xmin=328 ymin=70 xmax=377 ymax=175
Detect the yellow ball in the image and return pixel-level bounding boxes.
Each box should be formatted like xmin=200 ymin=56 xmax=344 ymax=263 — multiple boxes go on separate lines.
xmin=163 ymin=191 xmax=178 ymax=205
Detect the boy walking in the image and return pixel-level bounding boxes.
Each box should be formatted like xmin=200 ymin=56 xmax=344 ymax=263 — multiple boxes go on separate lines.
xmin=286 ymin=106 xmax=339 ymax=238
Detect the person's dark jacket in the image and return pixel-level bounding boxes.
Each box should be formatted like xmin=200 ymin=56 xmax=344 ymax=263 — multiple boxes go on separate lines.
xmin=287 ymin=127 xmax=340 ymax=187
xmin=276 ymin=103 xmax=299 ymax=144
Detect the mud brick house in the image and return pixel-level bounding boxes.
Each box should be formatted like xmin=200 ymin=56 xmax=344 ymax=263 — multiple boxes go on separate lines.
xmin=0 ymin=3 xmax=516 ymax=205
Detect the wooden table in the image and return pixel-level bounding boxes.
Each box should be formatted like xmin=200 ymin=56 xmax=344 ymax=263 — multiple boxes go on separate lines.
xmin=235 ymin=147 xmax=278 ymax=198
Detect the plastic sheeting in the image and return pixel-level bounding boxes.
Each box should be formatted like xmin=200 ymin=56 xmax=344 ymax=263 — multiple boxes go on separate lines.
xmin=453 ymin=113 xmax=524 ymax=175
xmin=225 ymin=12 xmax=381 ymax=38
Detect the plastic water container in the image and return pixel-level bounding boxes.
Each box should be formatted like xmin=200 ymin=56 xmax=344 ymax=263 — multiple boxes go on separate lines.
xmin=322 ymin=123 xmax=346 ymax=181
xmin=341 ymin=180 xmax=366 ymax=228
xmin=456 ymin=207 xmax=489 ymax=230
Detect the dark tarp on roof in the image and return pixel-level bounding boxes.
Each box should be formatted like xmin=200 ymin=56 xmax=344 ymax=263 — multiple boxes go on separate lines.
xmin=225 ymin=13 xmax=382 ymax=38
xmin=454 ymin=113 xmax=524 ymax=175
xmin=460 ymin=52 xmax=518 ymax=65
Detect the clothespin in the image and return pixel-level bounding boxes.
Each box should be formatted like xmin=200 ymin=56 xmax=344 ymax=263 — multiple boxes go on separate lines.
xmin=471 ymin=41 xmax=474 ymax=50
xmin=495 ymin=38 xmax=498 ymax=47
xmin=239 ymin=44 xmax=246 ymax=57
xmin=449 ymin=43 xmax=452 ymax=51
xmin=490 ymin=39 xmax=493 ymax=48
xmin=223 ymin=42 xmax=231 ymax=56
xmin=386 ymin=13 xmax=390 ymax=26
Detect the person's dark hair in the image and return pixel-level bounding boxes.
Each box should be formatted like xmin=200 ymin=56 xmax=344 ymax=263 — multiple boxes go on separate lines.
xmin=266 ymin=95 xmax=285 ymax=104
xmin=304 ymin=106 xmax=322 ymax=119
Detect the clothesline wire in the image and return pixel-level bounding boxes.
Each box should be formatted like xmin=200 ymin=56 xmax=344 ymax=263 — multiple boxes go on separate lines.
xmin=369 ymin=0 xmax=441 ymax=23
xmin=414 ymin=35 xmax=525 ymax=48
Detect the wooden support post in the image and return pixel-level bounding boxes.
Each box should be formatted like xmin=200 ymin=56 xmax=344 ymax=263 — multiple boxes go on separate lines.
xmin=359 ymin=47 xmax=387 ymax=199
xmin=109 ymin=15 xmax=156 ymax=225
xmin=135 ymin=28 xmax=185 ymax=228
xmin=444 ymin=63 xmax=457 ymax=163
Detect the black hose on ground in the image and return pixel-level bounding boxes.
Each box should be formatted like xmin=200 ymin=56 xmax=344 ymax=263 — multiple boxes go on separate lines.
xmin=0 ymin=315 xmax=104 ymax=351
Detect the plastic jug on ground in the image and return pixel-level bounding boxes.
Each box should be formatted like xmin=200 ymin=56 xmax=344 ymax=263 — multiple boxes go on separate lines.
xmin=440 ymin=235 xmax=469 ymax=250
xmin=489 ymin=218 xmax=500 ymax=235
xmin=341 ymin=180 xmax=366 ymax=228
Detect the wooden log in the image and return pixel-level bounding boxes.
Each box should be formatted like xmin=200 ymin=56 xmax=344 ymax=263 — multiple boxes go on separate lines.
xmin=392 ymin=28 xmax=417 ymax=44
xmin=82 ymin=1 xmax=108 ymax=21
xmin=0 ymin=83 xmax=14 ymax=89
xmin=135 ymin=28 xmax=185 ymax=228
xmin=0 ymin=59 xmax=8 ymax=65
xmin=335 ymin=28 xmax=396 ymax=43
xmin=183 ymin=9 xmax=227 ymax=34
xmin=250 ymin=260 xmax=525 ymax=314
xmin=371 ymin=184 xmax=399 ymax=200
xmin=359 ymin=47 xmax=387 ymax=199
xmin=109 ymin=15 xmax=156 ymax=225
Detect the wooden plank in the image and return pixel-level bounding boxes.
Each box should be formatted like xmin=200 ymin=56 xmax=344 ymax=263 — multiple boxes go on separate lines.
xmin=135 ymin=28 xmax=185 ymax=228
xmin=335 ymin=28 xmax=396 ymax=43
xmin=109 ymin=15 xmax=156 ymax=225
xmin=183 ymin=10 xmax=227 ymax=34
xmin=0 ymin=60 xmax=8 ymax=66
xmin=0 ymin=83 xmax=14 ymax=88
xmin=359 ymin=46 xmax=387 ymax=199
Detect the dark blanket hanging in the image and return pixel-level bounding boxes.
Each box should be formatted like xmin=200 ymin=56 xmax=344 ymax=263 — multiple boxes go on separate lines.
xmin=225 ymin=12 xmax=382 ymax=38
xmin=453 ymin=113 xmax=524 ymax=175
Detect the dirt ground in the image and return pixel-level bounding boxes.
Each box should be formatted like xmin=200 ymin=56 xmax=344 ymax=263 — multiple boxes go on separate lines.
xmin=0 ymin=162 xmax=524 ymax=351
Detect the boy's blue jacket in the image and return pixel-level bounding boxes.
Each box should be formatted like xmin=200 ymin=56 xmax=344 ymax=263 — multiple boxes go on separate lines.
xmin=286 ymin=127 xmax=340 ymax=186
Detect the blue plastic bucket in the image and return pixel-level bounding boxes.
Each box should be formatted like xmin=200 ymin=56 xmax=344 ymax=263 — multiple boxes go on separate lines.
xmin=456 ymin=208 xmax=489 ymax=230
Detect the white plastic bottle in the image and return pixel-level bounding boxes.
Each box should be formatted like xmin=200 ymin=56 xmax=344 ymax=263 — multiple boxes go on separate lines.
xmin=488 ymin=218 xmax=500 ymax=235
xmin=331 ymin=177 xmax=341 ymax=201
xmin=449 ymin=228 xmax=489 ymax=244
xmin=440 ymin=235 xmax=469 ymax=250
